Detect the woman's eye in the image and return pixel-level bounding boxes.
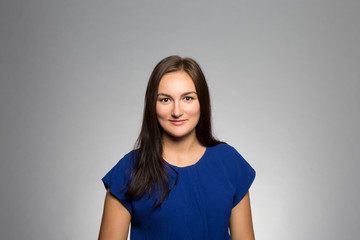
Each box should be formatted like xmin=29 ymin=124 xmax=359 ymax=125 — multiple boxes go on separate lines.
xmin=184 ymin=96 xmax=193 ymax=101
xmin=160 ymin=98 xmax=170 ymax=103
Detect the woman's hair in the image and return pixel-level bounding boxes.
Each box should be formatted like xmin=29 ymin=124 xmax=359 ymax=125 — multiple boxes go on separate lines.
xmin=124 ymin=55 xmax=222 ymax=207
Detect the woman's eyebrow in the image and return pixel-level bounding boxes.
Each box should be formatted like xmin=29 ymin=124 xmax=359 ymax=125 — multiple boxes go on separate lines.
xmin=157 ymin=91 xmax=197 ymax=97
xmin=157 ymin=93 xmax=171 ymax=97
xmin=181 ymin=91 xmax=197 ymax=96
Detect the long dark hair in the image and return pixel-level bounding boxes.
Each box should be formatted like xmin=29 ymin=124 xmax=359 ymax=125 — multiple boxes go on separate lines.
xmin=124 ymin=56 xmax=221 ymax=207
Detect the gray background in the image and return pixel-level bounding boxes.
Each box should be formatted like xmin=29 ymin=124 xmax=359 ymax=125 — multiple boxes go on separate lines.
xmin=1 ymin=0 xmax=359 ymax=239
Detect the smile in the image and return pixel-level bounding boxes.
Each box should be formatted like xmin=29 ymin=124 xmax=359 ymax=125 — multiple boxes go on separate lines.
xmin=169 ymin=120 xmax=186 ymax=126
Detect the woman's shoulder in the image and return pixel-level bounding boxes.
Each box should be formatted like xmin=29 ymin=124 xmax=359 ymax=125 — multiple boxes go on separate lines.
xmin=122 ymin=149 xmax=138 ymax=160
xmin=209 ymin=143 xmax=251 ymax=167
xmin=118 ymin=149 xmax=138 ymax=166
xmin=209 ymin=142 xmax=241 ymax=156
xmin=106 ymin=149 xmax=138 ymax=173
xmin=210 ymin=142 xmax=256 ymax=179
xmin=102 ymin=150 xmax=136 ymax=191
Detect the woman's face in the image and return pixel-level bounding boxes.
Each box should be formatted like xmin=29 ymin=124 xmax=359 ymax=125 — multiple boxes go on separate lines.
xmin=156 ymin=71 xmax=200 ymax=140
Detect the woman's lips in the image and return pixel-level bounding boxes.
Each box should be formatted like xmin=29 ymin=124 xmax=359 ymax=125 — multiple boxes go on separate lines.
xmin=169 ymin=120 xmax=186 ymax=126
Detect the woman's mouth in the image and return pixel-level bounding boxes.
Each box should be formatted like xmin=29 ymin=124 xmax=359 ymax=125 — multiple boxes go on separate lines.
xmin=169 ymin=120 xmax=186 ymax=126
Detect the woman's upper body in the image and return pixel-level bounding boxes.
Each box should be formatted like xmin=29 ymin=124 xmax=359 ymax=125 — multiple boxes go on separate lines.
xmin=99 ymin=56 xmax=256 ymax=239
xmin=100 ymin=143 xmax=255 ymax=240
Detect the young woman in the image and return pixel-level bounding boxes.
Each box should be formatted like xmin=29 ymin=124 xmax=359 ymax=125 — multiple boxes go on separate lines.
xmin=99 ymin=56 xmax=256 ymax=240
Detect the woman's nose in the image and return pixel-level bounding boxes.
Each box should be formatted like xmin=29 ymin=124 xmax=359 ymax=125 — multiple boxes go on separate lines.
xmin=171 ymin=101 xmax=183 ymax=118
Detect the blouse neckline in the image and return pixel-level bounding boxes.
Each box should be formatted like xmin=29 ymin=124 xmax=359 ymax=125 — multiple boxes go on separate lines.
xmin=164 ymin=146 xmax=209 ymax=170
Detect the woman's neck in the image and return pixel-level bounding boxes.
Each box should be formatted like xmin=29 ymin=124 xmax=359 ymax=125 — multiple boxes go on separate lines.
xmin=161 ymin=131 xmax=206 ymax=166
xmin=162 ymin=133 xmax=197 ymax=153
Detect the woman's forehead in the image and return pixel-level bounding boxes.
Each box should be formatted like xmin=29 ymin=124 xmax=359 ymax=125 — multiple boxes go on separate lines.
xmin=158 ymin=71 xmax=196 ymax=93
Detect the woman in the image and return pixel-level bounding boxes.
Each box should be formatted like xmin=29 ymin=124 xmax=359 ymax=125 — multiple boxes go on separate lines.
xmin=99 ymin=56 xmax=256 ymax=240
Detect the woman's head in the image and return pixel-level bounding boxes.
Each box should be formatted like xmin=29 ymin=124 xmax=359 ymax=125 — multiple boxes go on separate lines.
xmin=141 ymin=55 xmax=215 ymax=146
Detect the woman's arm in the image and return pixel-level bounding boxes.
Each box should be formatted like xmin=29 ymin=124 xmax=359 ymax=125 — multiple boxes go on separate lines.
xmin=229 ymin=191 xmax=255 ymax=240
xmin=98 ymin=189 xmax=131 ymax=240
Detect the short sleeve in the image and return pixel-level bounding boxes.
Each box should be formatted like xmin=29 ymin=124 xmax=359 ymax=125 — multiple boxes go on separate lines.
xmin=102 ymin=151 xmax=134 ymax=216
xmin=229 ymin=146 xmax=256 ymax=207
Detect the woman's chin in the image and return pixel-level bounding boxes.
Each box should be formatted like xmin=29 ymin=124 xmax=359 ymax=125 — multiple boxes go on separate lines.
xmin=162 ymin=130 xmax=196 ymax=141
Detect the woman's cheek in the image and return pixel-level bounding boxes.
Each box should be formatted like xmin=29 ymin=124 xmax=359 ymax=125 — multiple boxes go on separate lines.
xmin=156 ymin=104 xmax=169 ymax=120
xmin=185 ymin=103 xmax=200 ymax=116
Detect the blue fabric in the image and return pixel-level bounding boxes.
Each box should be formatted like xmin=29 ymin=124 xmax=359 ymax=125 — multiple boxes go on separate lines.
xmin=102 ymin=143 xmax=256 ymax=240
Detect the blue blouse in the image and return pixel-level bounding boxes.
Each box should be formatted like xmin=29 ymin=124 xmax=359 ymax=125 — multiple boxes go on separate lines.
xmin=102 ymin=143 xmax=256 ymax=240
